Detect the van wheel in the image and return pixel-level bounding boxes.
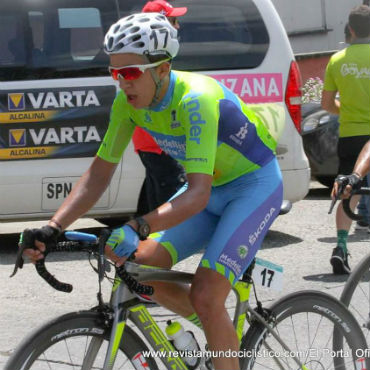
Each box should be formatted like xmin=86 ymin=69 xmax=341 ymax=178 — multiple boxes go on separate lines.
xmin=315 ymin=175 xmax=335 ymax=188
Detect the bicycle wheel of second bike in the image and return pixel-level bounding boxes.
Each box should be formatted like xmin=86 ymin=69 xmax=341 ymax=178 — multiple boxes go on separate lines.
xmin=5 ymin=311 xmax=160 ymax=370
xmin=339 ymin=252 xmax=370 ymax=344
xmin=240 ymin=291 xmax=369 ymax=370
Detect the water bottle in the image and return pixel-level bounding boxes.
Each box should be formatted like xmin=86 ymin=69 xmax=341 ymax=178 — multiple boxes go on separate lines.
xmin=165 ymin=320 xmax=201 ymax=369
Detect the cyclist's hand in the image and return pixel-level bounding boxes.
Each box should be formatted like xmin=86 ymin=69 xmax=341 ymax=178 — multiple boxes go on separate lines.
xmin=331 ymin=173 xmax=361 ymax=200
xmin=105 ymin=224 xmax=139 ymax=266
xmin=20 ymin=226 xmax=60 ymax=263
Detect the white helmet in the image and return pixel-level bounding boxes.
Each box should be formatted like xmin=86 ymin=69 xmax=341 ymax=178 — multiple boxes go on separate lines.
xmin=104 ymin=12 xmax=179 ymax=59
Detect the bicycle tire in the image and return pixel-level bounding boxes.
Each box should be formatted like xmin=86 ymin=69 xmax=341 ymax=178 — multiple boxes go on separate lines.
xmin=240 ymin=290 xmax=369 ymax=370
xmin=339 ymin=252 xmax=370 ymax=344
xmin=5 ymin=310 xmax=160 ymax=370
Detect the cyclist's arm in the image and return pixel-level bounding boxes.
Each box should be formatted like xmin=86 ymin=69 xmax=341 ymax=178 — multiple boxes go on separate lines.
xmin=128 ymin=172 xmax=213 ymax=232
xmin=50 ymin=92 xmax=135 ymax=230
xmin=24 ymin=157 xmax=117 ymax=263
xmin=352 ymin=140 xmax=370 ymax=179
xmin=331 ymin=140 xmax=370 ymax=199
xmin=48 ymin=156 xmax=117 ymax=230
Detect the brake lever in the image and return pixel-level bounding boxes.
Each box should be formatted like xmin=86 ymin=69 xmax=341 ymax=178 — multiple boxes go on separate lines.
xmin=10 ymin=229 xmax=35 ymax=277
xmin=328 ymin=181 xmax=345 ymax=215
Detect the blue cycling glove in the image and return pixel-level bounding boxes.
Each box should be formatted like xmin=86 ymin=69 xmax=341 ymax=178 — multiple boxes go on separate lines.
xmin=106 ymin=224 xmax=139 ymax=258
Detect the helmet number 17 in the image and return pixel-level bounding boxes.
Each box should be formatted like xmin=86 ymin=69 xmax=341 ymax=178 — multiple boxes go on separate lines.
xmin=150 ymin=29 xmax=169 ymax=50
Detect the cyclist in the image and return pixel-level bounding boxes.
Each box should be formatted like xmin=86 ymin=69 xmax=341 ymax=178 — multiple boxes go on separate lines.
xmin=321 ymin=5 xmax=370 ymax=274
xmin=22 ymin=13 xmax=283 ymax=369
xmin=134 ymin=0 xmax=188 ymax=215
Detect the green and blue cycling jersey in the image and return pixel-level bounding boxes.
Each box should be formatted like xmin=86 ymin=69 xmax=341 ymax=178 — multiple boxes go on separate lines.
xmin=98 ymin=70 xmax=277 ymax=185
xmin=98 ymin=70 xmax=282 ymax=284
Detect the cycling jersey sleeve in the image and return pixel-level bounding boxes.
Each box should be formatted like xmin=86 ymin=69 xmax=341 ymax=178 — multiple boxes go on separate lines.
xmin=97 ymin=92 xmax=135 ymax=163
xmin=182 ymin=92 xmax=219 ymax=176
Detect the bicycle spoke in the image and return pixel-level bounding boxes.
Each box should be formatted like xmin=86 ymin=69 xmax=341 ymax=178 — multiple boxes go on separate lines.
xmin=304 ymin=312 xmax=311 ymax=364
xmin=308 ymin=313 xmax=323 ymax=350
xmin=313 ymin=325 xmax=332 ymax=370
xmin=244 ymin=310 xmax=363 ymax=370
xmin=63 ymin=338 xmax=77 ymax=369
xmin=20 ymin=335 xmax=147 ymax=369
xmin=252 ymin=359 xmax=279 ymax=370
xmin=40 ymin=353 xmax=53 ymax=370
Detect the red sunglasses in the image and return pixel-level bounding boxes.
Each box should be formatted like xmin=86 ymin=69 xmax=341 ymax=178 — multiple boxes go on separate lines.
xmin=108 ymin=61 xmax=165 ymax=81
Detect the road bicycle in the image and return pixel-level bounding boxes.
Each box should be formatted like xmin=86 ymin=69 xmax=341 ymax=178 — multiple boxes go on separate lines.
xmin=5 ymin=227 xmax=369 ymax=370
xmin=337 ymin=187 xmax=370 ymax=346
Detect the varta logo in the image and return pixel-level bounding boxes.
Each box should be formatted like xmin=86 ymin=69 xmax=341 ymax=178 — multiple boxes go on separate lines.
xmin=9 ymin=129 xmax=26 ymax=147
xmin=28 ymin=90 xmax=100 ymax=109
xmin=29 ymin=126 xmax=101 ymax=145
xmin=8 ymin=93 xmax=25 ymax=111
xmin=185 ymin=92 xmax=206 ymax=144
xmin=8 ymin=90 xmax=100 ymax=111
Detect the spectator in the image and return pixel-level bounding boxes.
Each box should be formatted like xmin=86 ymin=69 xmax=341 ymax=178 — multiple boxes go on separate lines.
xmin=344 ymin=21 xmax=370 ymax=231
xmin=134 ymin=0 xmax=188 ymax=215
xmin=321 ymin=5 xmax=370 ymax=274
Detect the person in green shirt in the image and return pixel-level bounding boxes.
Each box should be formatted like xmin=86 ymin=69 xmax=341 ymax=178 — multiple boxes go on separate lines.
xmin=321 ymin=4 xmax=370 ymax=274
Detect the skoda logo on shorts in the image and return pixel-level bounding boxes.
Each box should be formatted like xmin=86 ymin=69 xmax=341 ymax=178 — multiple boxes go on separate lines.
xmin=238 ymin=245 xmax=248 ymax=259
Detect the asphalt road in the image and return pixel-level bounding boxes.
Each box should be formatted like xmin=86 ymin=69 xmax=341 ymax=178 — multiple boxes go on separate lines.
xmin=0 ymin=181 xmax=369 ymax=369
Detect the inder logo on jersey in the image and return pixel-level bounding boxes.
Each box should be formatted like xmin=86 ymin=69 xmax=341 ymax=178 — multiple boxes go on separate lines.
xmin=9 ymin=129 xmax=26 ymax=147
xmin=8 ymin=93 xmax=25 ymax=111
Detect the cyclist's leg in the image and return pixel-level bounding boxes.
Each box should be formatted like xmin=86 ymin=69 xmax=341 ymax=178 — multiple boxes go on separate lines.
xmin=336 ymin=137 xmax=368 ymax=234
xmin=190 ymin=158 xmax=283 ymax=369
xmin=133 ymin=200 xmax=219 ymax=317
xmin=332 ymin=137 xmax=368 ymax=273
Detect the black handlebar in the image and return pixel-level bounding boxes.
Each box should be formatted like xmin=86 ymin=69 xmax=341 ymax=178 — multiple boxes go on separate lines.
xmin=11 ymin=228 xmax=154 ymax=296
xmin=342 ymin=187 xmax=370 ymax=221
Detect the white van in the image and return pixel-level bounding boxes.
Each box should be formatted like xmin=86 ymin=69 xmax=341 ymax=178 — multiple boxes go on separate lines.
xmin=0 ymin=0 xmax=310 ymax=223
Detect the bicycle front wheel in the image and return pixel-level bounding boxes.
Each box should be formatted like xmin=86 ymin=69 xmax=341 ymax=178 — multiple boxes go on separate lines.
xmin=340 ymin=252 xmax=370 ymax=344
xmin=5 ymin=310 xmax=159 ymax=370
xmin=240 ymin=291 xmax=369 ymax=370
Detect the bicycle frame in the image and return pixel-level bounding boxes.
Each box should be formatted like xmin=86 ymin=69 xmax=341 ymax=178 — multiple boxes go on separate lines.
xmin=87 ymin=261 xmax=310 ymax=370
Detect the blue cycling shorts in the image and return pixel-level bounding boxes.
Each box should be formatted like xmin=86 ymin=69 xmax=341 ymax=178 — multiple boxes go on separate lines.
xmin=151 ymin=158 xmax=283 ymax=285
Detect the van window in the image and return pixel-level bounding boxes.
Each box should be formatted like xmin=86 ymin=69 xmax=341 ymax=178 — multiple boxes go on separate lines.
xmin=118 ymin=0 xmax=270 ymax=71
xmin=58 ymin=8 xmax=103 ymax=62
xmin=0 ymin=0 xmax=117 ymax=81
xmin=0 ymin=15 xmax=26 ymax=67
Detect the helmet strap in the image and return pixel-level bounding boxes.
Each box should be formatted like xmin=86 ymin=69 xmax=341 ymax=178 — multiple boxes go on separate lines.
xmin=148 ymin=68 xmax=164 ymax=109
xmin=142 ymin=54 xmax=166 ymax=109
